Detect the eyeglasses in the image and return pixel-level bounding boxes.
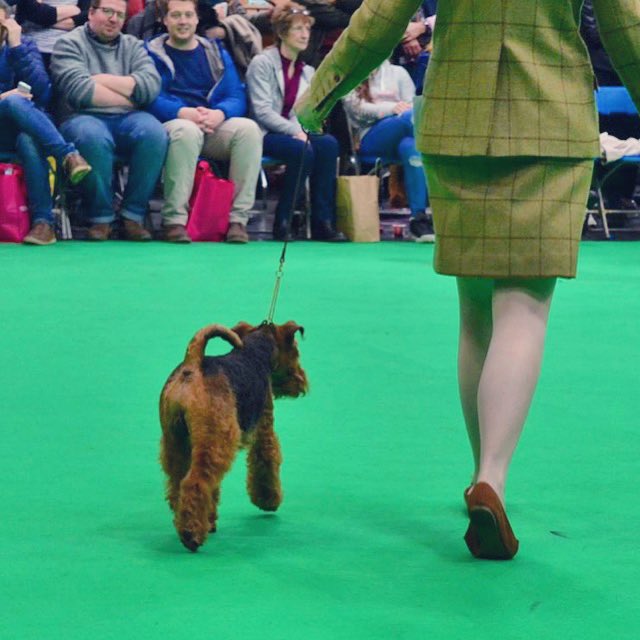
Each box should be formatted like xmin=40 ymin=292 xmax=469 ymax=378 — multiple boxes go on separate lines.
xmin=287 ymin=8 xmax=310 ymax=16
xmin=95 ymin=6 xmax=127 ymax=21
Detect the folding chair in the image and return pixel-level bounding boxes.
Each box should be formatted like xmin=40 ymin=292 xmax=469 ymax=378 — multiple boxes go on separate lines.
xmin=344 ymin=115 xmax=396 ymax=178
xmin=593 ymin=86 xmax=640 ymax=238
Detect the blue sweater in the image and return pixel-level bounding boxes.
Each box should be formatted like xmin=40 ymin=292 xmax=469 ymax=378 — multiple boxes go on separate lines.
xmin=0 ymin=38 xmax=51 ymax=108
xmin=146 ymin=34 xmax=246 ymax=122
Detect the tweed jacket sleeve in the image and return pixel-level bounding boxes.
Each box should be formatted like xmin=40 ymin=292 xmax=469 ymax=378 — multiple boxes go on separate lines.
xmin=295 ymin=0 xmax=423 ymax=132
xmin=299 ymin=0 xmax=640 ymax=159
xmin=592 ymin=0 xmax=640 ymax=109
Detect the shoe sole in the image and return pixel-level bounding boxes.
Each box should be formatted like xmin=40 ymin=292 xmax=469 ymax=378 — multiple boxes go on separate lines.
xmin=23 ymin=236 xmax=57 ymax=246
xmin=412 ymin=233 xmax=435 ymax=243
xmin=69 ymin=167 xmax=92 ymax=186
xmin=465 ymin=506 xmax=516 ymax=560
xmin=164 ymin=237 xmax=191 ymax=244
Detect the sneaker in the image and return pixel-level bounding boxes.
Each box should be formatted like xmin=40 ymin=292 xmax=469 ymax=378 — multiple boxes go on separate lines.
xmin=123 ymin=219 xmax=152 ymax=241
xmin=23 ymin=222 xmax=56 ymax=245
xmin=409 ymin=212 xmax=435 ymax=243
xmin=63 ymin=152 xmax=92 ymax=185
xmin=226 ymin=222 xmax=249 ymax=244
xmin=162 ymin=224 xmax=191 ymax=243
xmin=86 ymin=223 xmax=112 ymax=241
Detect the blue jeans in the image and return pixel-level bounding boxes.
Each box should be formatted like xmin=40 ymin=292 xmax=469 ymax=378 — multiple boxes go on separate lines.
xmin=359 ymin=109 xmax=429 ymax=215
xmin=0 ymin=94 xmax=78 ymax=225
xmin=60 ymin=112 xmax=168 ymax=224
xmin=263 ymin=132 xmax=338 ymax=226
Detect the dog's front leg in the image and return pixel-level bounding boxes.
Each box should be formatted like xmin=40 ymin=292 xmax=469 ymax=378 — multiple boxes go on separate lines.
xmin=208 ymin=487 xmax=220 ymax=533
xmin=247 ymin=405 xmax=283 ymax=512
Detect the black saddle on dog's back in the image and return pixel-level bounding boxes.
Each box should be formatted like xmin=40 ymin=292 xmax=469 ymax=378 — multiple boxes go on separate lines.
xmin=201 ymin=332 xmax=275 ymax=432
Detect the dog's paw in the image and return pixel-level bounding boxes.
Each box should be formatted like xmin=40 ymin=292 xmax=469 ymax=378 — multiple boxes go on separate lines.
xmin=180 ymin=530 xmax=202 ymax=552
xmin=250 ymin=491 xmax=282 ymax=512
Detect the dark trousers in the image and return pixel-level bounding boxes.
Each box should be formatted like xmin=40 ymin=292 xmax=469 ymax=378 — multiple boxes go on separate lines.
xmin=263 ymin=132 xmax=338 ymax=226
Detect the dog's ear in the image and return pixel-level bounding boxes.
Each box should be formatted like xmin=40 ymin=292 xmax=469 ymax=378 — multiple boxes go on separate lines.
xmin=280 ymin=321 xmax=304 ymax=345
xmin=231 ymin=322 xmax=254 ymax=339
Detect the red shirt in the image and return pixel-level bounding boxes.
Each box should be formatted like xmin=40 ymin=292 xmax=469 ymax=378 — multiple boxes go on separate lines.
xmin=279 ymin=51 xmax=305 ymax=119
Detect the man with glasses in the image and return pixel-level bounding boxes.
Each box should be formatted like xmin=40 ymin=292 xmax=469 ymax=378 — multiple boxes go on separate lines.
xmin=146 ymin=0 xmax=262 ymax=243
xmin=51 ymin=0 xmax=168 ymax=241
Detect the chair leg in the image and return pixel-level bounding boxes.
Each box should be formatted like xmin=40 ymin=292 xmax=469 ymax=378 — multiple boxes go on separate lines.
xmin=597 ymin=183 xmax=611 ymax=239
xmin=259 ymin=167 xmax=269 ymax=211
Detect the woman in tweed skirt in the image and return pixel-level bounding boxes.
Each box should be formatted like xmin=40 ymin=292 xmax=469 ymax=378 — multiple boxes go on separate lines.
xmin=296 ymin=0 xmax=640 ymax=559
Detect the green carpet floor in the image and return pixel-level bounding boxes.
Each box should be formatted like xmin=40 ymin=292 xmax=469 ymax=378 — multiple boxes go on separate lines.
xmin=1 ymin=240 xmax=639 ymax=639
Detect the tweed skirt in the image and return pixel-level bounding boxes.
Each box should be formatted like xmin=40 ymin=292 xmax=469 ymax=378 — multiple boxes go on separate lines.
xmin=423 ymin=155 xmax=593 ymax=278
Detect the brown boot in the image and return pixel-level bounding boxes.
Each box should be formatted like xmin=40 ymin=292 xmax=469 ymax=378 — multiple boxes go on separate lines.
xmin=162 ymin=224 xmax=191 ymax=243
xmin=226 ymin=222 xmax=249 ymax=244
xmin=123 ymin=219 xmax=152 ymax=241
xmin=23 ymin=222 xmax=56 ymax=245
xmin=63 ymin=152 xmax=92 ymax=185
xmin=86 ymin=223 xmax=112 ymax=241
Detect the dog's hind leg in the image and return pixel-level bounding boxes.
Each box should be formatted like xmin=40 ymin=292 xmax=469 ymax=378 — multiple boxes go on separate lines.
xmin=159 ymin=414 xmax=191 ymax=513
xmin=247 ymin=405 xmax=283 ymax=512
xmin=175 ymin=413 xmax=240 ymax=552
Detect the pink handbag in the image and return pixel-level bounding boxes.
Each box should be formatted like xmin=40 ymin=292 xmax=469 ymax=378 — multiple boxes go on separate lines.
xmin=0 ymin=163 xmax=30 ymax=243
xmin=187 ymin=160 xmax=234 ymax=242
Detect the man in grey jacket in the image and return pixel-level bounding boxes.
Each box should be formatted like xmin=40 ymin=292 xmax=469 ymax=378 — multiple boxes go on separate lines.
xmin=51 ymin=0 xmax=168 ymax=241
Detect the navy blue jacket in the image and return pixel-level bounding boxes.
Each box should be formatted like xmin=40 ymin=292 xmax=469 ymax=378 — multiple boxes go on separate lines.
xmin=0 ymin=38 xmax=51 ymax=108
xmin=145 ymin=35 xmax=247 ymax=122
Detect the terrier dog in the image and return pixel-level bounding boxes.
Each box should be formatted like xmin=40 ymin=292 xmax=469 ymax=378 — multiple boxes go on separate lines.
xmin=159 ymin=321 xmax=307 ymax=552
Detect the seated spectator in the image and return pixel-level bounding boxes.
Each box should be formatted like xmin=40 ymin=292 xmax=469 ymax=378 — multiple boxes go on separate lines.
xmin=15 ymin=0 xmax=90 ymax=68
xmin=50 ymin=0 xmax=168 ymax=241
xmin=124 ymin=0 xmax=165 ymax=40
xmin=291 ymin=0 xmax=362 ymax=67
xmin=125 ymin=0 xmax=262 ymax=81
xmin=197 ymin=0 xmax=270 ymax=37
xmin=146 ymin=0 xmax=262 ymax=243
xmin=0 ymin=2 xmax=91 ymax=246
xmin=343 ymin=60 xmax=433 ymax=242
xmin=246 ymin=1 xmax=345 ymax=241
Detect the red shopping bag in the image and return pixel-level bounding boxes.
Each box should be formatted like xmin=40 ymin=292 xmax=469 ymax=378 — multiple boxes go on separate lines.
xmin=187 ymin=160 xmax=234 ymax=242
xmin=0 ymin=163 xmax=30 ymax=243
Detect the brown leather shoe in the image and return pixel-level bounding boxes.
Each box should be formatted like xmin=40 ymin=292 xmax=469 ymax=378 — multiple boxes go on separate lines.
xmin=123 ymin=219 xmax=152 ymax=241
xmin=86 ymin=223 xmax=112 ymax=241
xmin=464 ymin=482 xmax=519 ymax=560
xmin=226 ymin=222 xmax=248 ymax=244
xmin=23 ymin=222 xmax=56 ymax=245
xmin=63 ymin=152 xmax=92 ymax=185
xmin=162 ymin=224 xmax=191 ymax=243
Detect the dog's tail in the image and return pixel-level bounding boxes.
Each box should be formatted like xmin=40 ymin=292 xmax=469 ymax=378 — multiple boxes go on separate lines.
xmin=183 ymin=324 xmax=243 ymax=368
